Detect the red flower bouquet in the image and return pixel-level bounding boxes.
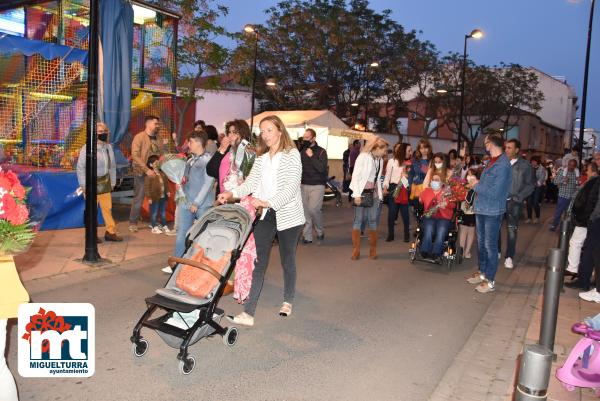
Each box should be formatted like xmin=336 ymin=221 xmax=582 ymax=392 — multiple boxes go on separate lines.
xmin=448 ymin=177 xmax=468 ymax=202
xmin=0 ymin=168 xmax=35 ymax=256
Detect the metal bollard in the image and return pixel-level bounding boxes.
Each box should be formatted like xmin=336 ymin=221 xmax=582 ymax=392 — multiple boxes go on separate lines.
xmin=515 ymin=344 xmax=553 ymax=401
xmin=539 ymin=248 xmax=565 ymax=352
xmin=557 ymin=219 xmax=570 ymax=292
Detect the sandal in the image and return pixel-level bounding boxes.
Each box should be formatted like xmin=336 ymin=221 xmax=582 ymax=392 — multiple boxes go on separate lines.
xmin=279 ymin=302 xmax=292 ymax=317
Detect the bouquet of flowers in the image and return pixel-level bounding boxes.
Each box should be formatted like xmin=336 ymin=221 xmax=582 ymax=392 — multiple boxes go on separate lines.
xmin=159 ymin=153 xmax=187 ymax=203
xmin=0 ymin=168 xmax=35 ymax=256
xmin=223 ymin=141 xmax=256 ymax=192
xmin=422 ymin=178 xmax=467 ymax=218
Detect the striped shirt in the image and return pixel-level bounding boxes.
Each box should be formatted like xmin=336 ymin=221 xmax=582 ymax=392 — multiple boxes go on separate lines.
xmin=554 ymin=168 xmax=579 ymax=199
xmin=232 ymin=148 xmax=305 ymax=231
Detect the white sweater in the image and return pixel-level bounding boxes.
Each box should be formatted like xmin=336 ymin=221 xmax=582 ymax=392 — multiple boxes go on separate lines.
xmin=232 ymin=148 xmax=305 ymax=231
xmin=349 ymin=152 xmax=384 ymax=201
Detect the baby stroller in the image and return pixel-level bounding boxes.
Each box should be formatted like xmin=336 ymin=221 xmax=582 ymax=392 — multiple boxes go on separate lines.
xmin=408 ymin=202 xmax=463 ymax=271
xmin=323 ymin=176 xmax=343 ymax=207
xmin=130 ymin=204 xmax=257 ymax=375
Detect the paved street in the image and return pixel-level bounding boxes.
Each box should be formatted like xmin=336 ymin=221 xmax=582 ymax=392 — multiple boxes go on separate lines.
xmin=7 ymin=203 xmax=553 ymax=401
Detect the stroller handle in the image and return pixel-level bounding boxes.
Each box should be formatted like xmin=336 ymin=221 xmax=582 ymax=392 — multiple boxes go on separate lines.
xmin=168 ymin=256 xmax=225 ymax=281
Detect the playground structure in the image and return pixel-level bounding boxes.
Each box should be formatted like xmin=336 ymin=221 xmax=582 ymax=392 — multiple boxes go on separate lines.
xmin=0 ymin=0 xmax=179 ymax=169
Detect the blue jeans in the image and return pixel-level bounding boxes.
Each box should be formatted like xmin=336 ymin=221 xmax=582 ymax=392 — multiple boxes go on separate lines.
xmin=354 ymin=202 xmax=380 ymax=230
xmin=149 ymin=197 xmax=167 ymax=227
xmin=175 ymin=204 xmax=210 ymax=257
xmin=551 ymin=196 xmax=571 ymax=229
xmin=476 ymin=214 xmax=503 ymax=282
xmin=386 ymin=184 xmax=410 ymax=239
xmin=421 ymin=217 xmax=451 ymax=256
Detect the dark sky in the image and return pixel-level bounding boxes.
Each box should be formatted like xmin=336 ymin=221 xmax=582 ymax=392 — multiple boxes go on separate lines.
xmin=216 ymin=0 xmax=599 ymax=131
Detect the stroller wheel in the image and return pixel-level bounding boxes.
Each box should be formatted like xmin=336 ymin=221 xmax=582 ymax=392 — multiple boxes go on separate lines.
xmin=132 ymin=338 xmax=149 ymax=358
xmin=179 ymin=355 xmax=196 ymax=375
xmin=223 ymin=326 xmax=239 ymax=347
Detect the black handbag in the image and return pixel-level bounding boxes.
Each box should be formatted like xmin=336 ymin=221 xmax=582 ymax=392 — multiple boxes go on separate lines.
xmin=357 ymin=188 xmax=374 ymax=207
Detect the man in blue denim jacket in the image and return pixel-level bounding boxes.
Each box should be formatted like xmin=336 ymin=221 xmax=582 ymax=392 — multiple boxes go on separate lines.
xmin=466 ymin=134 xmax=513 ymax=293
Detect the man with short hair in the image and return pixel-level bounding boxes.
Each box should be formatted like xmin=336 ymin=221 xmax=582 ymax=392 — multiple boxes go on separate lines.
xmin=501 ymin=139 xmax=535 ymax=269
xmin=466 ymin=134 xmax=512 ymax=293
xmin=562 ymin=148 xmax=579 ymax=169
xmin=550 ymin=159 xmax=579 ymax=231
xmin=300 ymin=128 xmax=328 ymax=243
xmin=128 ymin=115 xmax=168 ymax=232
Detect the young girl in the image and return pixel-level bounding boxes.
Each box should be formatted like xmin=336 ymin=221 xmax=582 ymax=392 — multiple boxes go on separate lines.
xmin=144 ymin=155 xmax=171 ymax=234
xmin=409 ymin=138 xmax=433 ymax=201
xmin=423 ymin=152 xmax=451 ymax=187
xmin=459 ymin=168 xmax=479 ymax=258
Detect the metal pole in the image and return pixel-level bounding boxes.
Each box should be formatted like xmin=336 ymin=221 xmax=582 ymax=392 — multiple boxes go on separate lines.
xmin=539 ymin=248 xmax=565 ymax=352
xmin=515 ymin=344 xmax=553 ymax=401
xmin=457 ymin=34 xmax=468 ymax=154
xmin=577 ymin=0 xmax=595 ymax=167
xmin=83 ymin=0 xmax=100 ymax=262
xmin=249 ymin=32 xmax=259 ymax=135
xmin=365 ymin=73 xmax=370 ymax=132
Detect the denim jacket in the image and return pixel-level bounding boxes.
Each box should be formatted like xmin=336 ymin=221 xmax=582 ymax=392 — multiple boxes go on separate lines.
xmin=183 ymin=153 xmax=215 ymax=210
xmin=474 ymin=153 xmax=512 ymax=216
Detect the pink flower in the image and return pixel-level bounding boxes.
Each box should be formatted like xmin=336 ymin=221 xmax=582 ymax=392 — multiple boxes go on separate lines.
xmin=6 ymin=203 xmax=29 ymax=225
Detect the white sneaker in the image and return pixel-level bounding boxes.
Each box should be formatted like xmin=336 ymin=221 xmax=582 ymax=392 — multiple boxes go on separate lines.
xmin=151 ymin=226 xmax=162 ymax=234
xmin=161 ymin=266 xmax=173 ymax=274
xmin=476 ymin=279 xmax=496 ymax=293
xmin=532 ymin=218 xmax=539 ymax=224
xmin=466 ymin=272 xmax=485 ymax=284
xmin=226 ymin=312 xmax=254 ymax=327
xmin=162 ymin=225 xmax=176 ymax=235
xmin=128 ymin=225 xmax=138 ymax=233
xmin=504 ymin=257 xmax=514 ymax=269
xmin=579 ymin=289 xmax=600 ymax=303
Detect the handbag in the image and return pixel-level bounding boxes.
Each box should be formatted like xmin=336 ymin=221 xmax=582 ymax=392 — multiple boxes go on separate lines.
xmin=356 ymin=188 xmax=374 ymax=207
xmin=97 ymin=148 xmax=112 ymax=194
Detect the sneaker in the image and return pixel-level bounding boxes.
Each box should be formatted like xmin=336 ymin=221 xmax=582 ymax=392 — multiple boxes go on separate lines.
xmin=532 ymin=218 xmax=539 ymax=224
xmin=151 ymin=226 xmax=162 ymax=234
xmin=579 ymin=288 xmax=600 ymax=303
xmin=161 ymin=225 xmax=175 ymax=235
xmin=504 ymin=257 xmax=514 ymax=269
xmin=302 ymin=239 xmax=313 ymax=244
xmin=128 ymin=225 xmax=138 ymax=233
xmin=226 ymin=312 xmax=254 ymax=327
xmin=525 ymin=219 xmax=531 ymax=224
xmin=161 ymin=265 xmax=173 ymax=274
xmin=279 ymin=302 xmax=292 ymax=317
xmin=476 ymin=279 xmax=496 ymax=293
xmin=466 ymin=272 xmax=485 ymax=284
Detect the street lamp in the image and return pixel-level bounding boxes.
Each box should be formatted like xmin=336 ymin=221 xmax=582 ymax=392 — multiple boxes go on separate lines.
xmin=457 ymin=28 xmax=484 ymax=154
xmin=364 ymin=61 xmax=379 ymax=132
xmin=266 ymin=77 xmax=277 ymax=87
xmin=577 ymin=0 xmax=596 ymax=167
xmin=244 ymin=24 xmax=259 ymax=134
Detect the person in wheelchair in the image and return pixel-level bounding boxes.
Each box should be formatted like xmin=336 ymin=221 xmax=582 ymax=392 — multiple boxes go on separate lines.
xmin=418 ymin=173 xmax=457 ymax=261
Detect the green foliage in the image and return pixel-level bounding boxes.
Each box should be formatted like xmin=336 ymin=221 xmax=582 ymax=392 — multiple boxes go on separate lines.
xmin=0 ymin=220 xmax=35 ymax=256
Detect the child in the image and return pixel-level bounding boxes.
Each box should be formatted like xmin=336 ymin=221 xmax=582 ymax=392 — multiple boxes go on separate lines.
xmin=459 ymin=168 xmax=478 ymax=258
xmin=144 ymin=155 xmax=172 ymax=234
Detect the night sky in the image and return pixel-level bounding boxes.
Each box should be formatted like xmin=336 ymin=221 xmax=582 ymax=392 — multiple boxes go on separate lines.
xmin=216 ymin=0 xmax=600 ymax=137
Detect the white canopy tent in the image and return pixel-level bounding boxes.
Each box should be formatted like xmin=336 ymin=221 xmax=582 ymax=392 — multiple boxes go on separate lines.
xmin=247 ymin=110 xmax=372 ymax=159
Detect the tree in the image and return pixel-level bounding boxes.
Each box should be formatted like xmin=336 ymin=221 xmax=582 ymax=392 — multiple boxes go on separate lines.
xmin=151 ymin=0 xmax=231 ymax=141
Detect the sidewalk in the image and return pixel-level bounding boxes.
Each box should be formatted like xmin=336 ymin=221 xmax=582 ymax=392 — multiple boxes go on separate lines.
xmin=429 ymin=211 xmax=600 ymax=401
xmin=14 ymin=220 xmax=176 ymax=282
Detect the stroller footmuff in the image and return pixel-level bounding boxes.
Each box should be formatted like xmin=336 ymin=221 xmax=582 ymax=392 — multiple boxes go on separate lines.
xmin=130 ymin=205 xmax=256 ymax=375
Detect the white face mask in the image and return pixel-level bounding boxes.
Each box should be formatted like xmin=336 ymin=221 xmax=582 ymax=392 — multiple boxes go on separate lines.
xmin=430 ymin=181 xmax=442 ymax=191
xmin=434 ymin=162 xmax=443 ymax=169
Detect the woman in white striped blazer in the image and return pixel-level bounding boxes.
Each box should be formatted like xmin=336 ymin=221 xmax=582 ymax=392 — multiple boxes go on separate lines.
xmin=217 ymin=115 xmax=305 ymax=326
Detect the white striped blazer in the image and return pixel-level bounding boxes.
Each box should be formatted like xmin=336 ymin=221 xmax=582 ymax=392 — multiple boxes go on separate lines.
xmin=232 ymin=148 xmax=305 ymax=231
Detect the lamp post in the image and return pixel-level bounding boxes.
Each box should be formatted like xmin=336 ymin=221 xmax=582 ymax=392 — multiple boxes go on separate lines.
xmin=577 ymin=0 xmax=595 ymax=167
xmin=364 ymin=61 xmax=379 ymax=132
xmin=244 ymin=24 xmax=259 ymax=135
xmin=457 ymin=29 xmax=483 ymax=154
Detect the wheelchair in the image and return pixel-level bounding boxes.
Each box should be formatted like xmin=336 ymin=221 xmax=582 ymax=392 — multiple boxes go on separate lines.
xmin=408 ymin=202 xmax=464 ymax=271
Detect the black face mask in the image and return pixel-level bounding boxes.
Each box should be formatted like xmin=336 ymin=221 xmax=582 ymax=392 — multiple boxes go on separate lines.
xmin=98 ymin=133 xmax=108 ymax=142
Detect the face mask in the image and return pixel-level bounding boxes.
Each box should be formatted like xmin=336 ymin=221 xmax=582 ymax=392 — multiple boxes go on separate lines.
xmin=430 ymin=181 xmax=441 ymax=191
xmin=467 ymin=175 xmax=476 ymax=183
xmin=434 ymin=162 xmax=443 ymax=169
xmin=98 ymin=133 xmax=108 ymax=142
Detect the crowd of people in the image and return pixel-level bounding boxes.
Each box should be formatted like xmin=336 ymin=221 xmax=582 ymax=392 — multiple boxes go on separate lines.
xmin=77 ymin=115 xmax=600 ymax=329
